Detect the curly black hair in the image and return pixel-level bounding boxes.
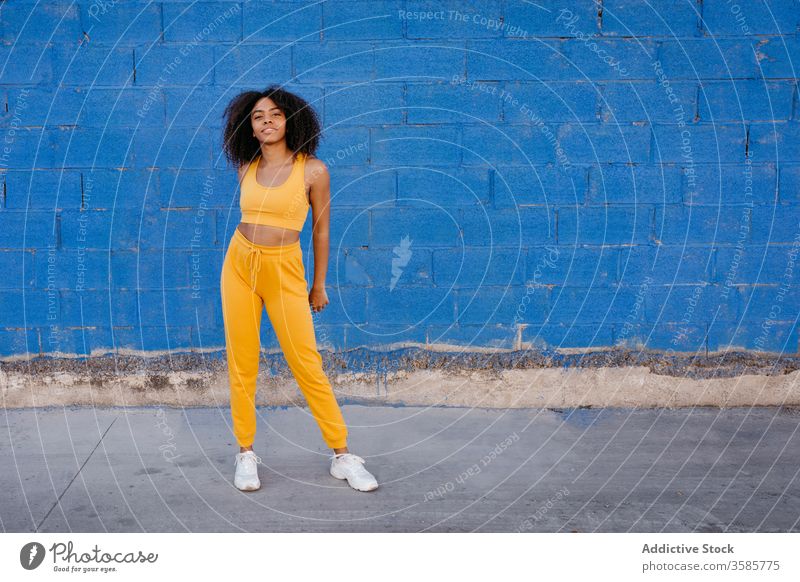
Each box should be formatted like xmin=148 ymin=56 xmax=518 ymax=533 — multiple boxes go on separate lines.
xmin=221 ymin=85 xmax=321 ymax=168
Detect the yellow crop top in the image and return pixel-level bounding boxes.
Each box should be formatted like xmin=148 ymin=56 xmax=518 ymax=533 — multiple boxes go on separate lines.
xmin=239 ymin=151 xmax=310 ymax=231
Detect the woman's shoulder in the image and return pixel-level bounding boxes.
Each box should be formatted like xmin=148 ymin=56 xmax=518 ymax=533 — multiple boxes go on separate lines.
xmin=302 ymin=154 xmax=328 ymax=186
xmin=237 ymin=156 xmax=255 ymax=183
xmin=302 ymin=153 xmax=326 ymax=171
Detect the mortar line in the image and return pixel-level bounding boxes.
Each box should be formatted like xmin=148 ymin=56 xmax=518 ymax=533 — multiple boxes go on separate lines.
xmin=35 ymin=415 xmax=119 ymax=532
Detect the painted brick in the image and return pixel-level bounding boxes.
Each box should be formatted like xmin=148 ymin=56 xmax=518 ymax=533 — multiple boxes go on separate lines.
xmin=132 ymin=128 xmax=213 ymax=169
xmin=309 ymin=288 xmax=368 ymax=326
xmin=708 ymin=321 xmax=798 ymax=353
xmin=462 ymin=124 xmax=561 ymax=165
xmin=2 ymin=127 xmax=55 ymax=169
xmin=559 ymin=123 xmax=651 ymax=163
xmin=329 ymin=209 xmax=370 ymax=248
xmin=0 ymin=46 xmax=53 ymax=84
xmin=329 ymin=168 xmax=395 ymax=207
xmin=60 ymin=289 xmax=139 ymax=326
xmin=504 ymin=0 xmax=600 ymax=38
xmin=294 ymin=41 xmax=375 ymax=82
xmin=528 ymin=245 xmax=618 ymax=286
xmin=0 ymin=251 xmax=35 ymax=288
xmin=629 ymin=322 xmax=708 ymax=352
xmin=110 ymin=250 xmax=193 ymax=289
xmin=495 ymin=165 xmax=589 ymax=207
xmin=715 ymin=244 xmax=798 ymax=285
xmin=342 ymin=246 xmax=433 ymax=287
xmin=404 ymin=1 xmax=505 ymax=39
xmin=456 ymin=286 xmax=548 ymax=325
xmin=601 ymin=0 xmax=701 ymax=37
xmin=460 ymin=207 xmax=555 ymax=246
xmin=657 ymin=39 xmax=761 ymax=79
xmin=701 ymin=0 xmax=800 ymax=35
xmin=344 ymin=323 xmax=427 ymax=349
xmin=371 ymin=208 xmax=459 ymax=247
xmin=466 ymin=40 xmax=570 ymax=81
xmin=0 ymin=290 xmax=58 ymax=327
xmin=241 ymin=1 xmax=323 ymax=40
xmin=1 ymin=2 xmax=81 ymax=42
xmin=756 ymin=37 xmax=800 ymax=79
xmin=54 ymin=46 xmax=133 ymax=86
xmin=407 ymin=80 xmax=502 ymax=124
xmin=655 ymin=205 xmax=751 ymax=244
xmin=619 ymin=245 xmax=712 ymax=284
xmin=163 ymin=2 xmax=243 ymax=42
xmin=685 ymin=163 xmax=777 ymax=205
xmin=375 ymin=40 xmax=466 ymax=79
xmin=81 ymin=169 xmax=158 ymax=210
xmin=548 ymin=286 xmax=647 ymax=323
xmin=588 ymin=164 xmax=683 ymax=204
xmin=367 ymin=287 xmax=454 ymax=324
xmin=326 ymin=83 xmax=404 ymax=126
xmin=48 ymin=128 xmax=133 ymax=169
xmin=601 ymin=82 xmax=697 ymax=123
xmin=651 ymin=123 xmax=746 ymax=163
xmin=523 ymin=323 xmax=615 ymax=349
xmin=750 ymin=205 xmax=800 ymax=243
xmin=558 ymin=205 xmax=652 ymax=244
xmin=504 ymin=81 xmax=598 ymax=122
xmin=5 ymin=87 xmax=163 ymax=129
xmin=750 ymin=123 xmax=800 ymax=163
xmin=778 ymin=165 xmax=800 ymax=203
xmin=114 ymin=326 xmax=194 ymax=351
xmin=1 ymin=0 xmax=798 ymax=357
xmin=4 ymin=170 xmax=83 ymax=209
xmin=433 ymin=247 xmax=524 ymax=287
xmin=317 ymin=127 xmax=371 ymax=167
xmin=34 ymin=249 xmax=111 ymax=291
xmin=136 ymin=46 xmax=215 ymax=86
xmin=323 ymin=1 xmax=403 ymax=40
xmin=644 ymin=284 xmax=738 ymax=323
xmin=160 ymin=169 xmax=223 ymax=209
xmin=426 ymin=324 xmax=517 ymax=350
xmin=165 ymin=86 xmax=243 ymax=130
xmin=738 ymin=284 xmax=800 ymax=322
xmin=0 ymin=211 xmax=58 ymax=249
xmin=0 ymin=329 xmax=40 ymax=357
xmin=78 ymin=3 xmax=161 ymax=44
xmin=371 ymin=126 xmax=461 ymax=166
xmin=397 ymin=166 xmax=490 ymax=206
xmin=698 ymin=81 xmax=795 ymax=122
xmin=563 ymin=39 xmax=659 ymax=80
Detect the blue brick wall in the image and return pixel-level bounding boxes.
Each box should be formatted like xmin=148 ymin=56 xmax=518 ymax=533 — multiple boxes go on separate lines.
xmin=1 ymin=0 xmax=798 ymax=358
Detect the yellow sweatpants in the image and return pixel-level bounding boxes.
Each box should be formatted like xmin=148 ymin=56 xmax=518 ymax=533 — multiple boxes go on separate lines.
xmin=220 ymin=227 xmax=348 ymax=450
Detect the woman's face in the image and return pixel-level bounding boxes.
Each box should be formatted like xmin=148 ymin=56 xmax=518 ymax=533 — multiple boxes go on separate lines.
xmin=251 ymin=97 xmax=286 ymax=144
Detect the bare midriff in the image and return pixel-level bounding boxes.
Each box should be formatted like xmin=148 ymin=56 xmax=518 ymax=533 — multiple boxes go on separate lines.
xmin=236 ymin=222 xmax=301 ymax=246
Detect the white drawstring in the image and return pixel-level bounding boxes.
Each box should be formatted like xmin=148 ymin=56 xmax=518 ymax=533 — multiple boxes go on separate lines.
xmin=244 ymin=246 xmax=261 ymax=293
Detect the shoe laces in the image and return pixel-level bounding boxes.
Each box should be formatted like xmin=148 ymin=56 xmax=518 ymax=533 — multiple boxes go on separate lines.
xmin=334 ymin=453 xmax=365 ymax=464
xmin=334 ymin=453 xmax=370 ymax=474
xmin=237 ymin=451 xmax=262 ymax=468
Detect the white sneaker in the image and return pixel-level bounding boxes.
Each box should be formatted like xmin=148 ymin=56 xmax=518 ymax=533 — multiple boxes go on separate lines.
xmin=330 ymin=453 xmax=378 ymax=491
xmin=234 ymin=450 xmax=262 ymax=491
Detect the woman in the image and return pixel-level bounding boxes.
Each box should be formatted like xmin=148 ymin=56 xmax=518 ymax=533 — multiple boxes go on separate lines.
xmin=220 ymin=86 xmax=377 ymax=493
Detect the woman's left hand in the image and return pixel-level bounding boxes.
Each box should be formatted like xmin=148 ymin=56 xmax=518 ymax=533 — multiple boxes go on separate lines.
xmin=309 ymin=285 xmax=329 ymax=312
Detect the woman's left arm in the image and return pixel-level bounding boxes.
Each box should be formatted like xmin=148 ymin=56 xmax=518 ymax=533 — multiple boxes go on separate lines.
xmin=307 ymin=158 xmax=331 ymax=312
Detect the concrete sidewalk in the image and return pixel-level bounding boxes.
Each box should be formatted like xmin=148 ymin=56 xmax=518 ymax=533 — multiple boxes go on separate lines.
xmin=1 ymin=404 xmax=798 ymax=532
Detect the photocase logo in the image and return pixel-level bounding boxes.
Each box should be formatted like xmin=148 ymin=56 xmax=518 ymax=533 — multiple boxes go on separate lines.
xmin=390 ymin=235 xmax=413 ymax=291
xmin=20 ymin=542 xmax=46 ymax=570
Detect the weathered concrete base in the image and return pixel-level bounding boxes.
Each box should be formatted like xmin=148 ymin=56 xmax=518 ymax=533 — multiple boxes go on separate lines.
xmin=2 ymin=347 xmax=799 ymax=408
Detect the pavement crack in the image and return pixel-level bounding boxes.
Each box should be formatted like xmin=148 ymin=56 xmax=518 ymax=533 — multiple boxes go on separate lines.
xmin=35 ymin=415 xmax=119 ymax=532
